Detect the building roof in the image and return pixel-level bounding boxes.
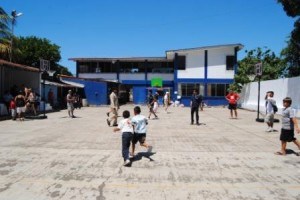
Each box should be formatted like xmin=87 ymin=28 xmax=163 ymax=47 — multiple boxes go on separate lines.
xmin=166 ymin=43 xmax=244 ymax=53
xmin=0 ymin=59 xmax=40 ymax=72
xmin=69 ymin=57 xmax=171 ymax=62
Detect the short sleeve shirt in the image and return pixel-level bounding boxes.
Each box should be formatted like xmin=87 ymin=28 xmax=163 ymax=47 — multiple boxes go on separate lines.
xmin=282 ymin=107 xmax=295 ymax=130
xmin=226 ymin=93 xmax=239 ymax=104
xmin=118 ymin=118 xmax=133 ymax=133
xmin=131 ymin=115 xmax=147 ymax=134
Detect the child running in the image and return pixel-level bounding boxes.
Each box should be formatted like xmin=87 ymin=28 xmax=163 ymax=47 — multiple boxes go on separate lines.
xmin=275 ymin=97 xmax=300 ymax=156
xmin=131 ymin=106 xmax=152 ymax=157
xmin=113 ymin=110 xmax=133 ymax=166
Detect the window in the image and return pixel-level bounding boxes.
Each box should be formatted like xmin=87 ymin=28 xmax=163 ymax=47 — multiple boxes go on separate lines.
xmin=226 ymin=56 xmax=236 ymax=70
xmin=177 ymin=55 xmax=186 ymax=70
xmin=179 ymin=83 xmax=204 ymax=96
xmin=207 ymin=84 xmax=230 ymax=97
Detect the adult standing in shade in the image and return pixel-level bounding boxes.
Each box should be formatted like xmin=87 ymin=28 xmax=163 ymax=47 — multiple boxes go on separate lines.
xmin=107 ymin=89 xmax=119 ymax=126
xmin=190 ymin=90 xmax=202 ymax=125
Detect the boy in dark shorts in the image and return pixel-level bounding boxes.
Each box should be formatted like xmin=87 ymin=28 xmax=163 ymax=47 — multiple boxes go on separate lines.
xmin=131 ymin=106 xmax=152 ymax=157
xmin=275 ymin=97 xmax=300 ymax=156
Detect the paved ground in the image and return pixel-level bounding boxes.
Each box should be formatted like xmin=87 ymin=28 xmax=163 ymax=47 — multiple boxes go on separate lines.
xmin=0 ymin=105 xmax=300 ymax=200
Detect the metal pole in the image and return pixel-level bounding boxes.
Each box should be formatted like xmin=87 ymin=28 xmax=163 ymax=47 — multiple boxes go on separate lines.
xmin=256 ymin=76 xmax=261 ymax=121
xmin=43 ymin=78 xmax=46 ymax=117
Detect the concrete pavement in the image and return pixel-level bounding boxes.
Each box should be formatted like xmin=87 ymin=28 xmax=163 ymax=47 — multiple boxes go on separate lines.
xmin=0 ymin=105 xmax=299 ymax=200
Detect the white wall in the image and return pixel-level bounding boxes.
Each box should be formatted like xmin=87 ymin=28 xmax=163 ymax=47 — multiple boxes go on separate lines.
xmin=177 ymin=47 xmax=235 ymax=79
xmin=240 ymin=76 xmax=300 ymax=117
xmin=177 ymin=51 xmax=205 ymax=79
xmin=147 ymin=73 xmax=173 ymax=81
xmin=79 ymin=73 xmax=117 ymax=80
xmin=207 ymin=47 xmax=235 ymax=79
xmin=119 ymin=73 xmax=145 ymax=81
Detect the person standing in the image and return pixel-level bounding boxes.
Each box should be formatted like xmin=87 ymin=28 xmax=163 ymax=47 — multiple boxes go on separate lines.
xmin=265 ymin=91 xmax=277 ymax=132
xmin=15 ymin=90 xmax=26 ymax=121
xmin=275 ymin=97 xmax=300 ymax=156
xmin=147 ymin=90 xmax=158 ymax=119
xmin=225 ymin=90 xmax=240 ymax=119
xmin=190 ymin=90 xmax=202 ymax=125
xmin=107 ymin=89 xmax=119 ymax=126
xmin=164 ymin=92 xmax=170 ymax=112
xmin=66 ymin=90 xmax=75 ymax=118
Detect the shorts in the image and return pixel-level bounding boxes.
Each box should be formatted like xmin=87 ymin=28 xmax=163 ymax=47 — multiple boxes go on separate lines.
xmin=132 ymin=133 xmax=146 ymax=145
xmin=67 ymin=103 xmax=74 ymax=111
xmin=280 ymin=129 xmax=296 ymax=142
xmin=16 ymin=107 xmax=25 ymax=114
xmin=228 ymin=103 xmax=237 ymax=110
xmin=265 ymin=113 xmax=274 ymax=123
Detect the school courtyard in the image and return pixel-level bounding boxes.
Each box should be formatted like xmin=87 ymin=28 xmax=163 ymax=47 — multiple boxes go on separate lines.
xmin=0 ymin=105 xmax=299 ymax=200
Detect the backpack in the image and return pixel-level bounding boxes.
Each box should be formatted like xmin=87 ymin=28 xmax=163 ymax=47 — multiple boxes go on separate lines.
xmin=272 ymin=103 xmax=278 ymax=113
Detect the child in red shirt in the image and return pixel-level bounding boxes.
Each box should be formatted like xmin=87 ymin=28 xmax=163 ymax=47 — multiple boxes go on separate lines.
xmin=9 ymin=99 xmax=16 ymax=120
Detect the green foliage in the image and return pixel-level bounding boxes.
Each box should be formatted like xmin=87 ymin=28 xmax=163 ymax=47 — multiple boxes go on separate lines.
xmin=278 ymin=0 xmax=300 ymax=77
xmin=0 ymin=7 xmax=11 ymax=55
xmin=14 ymin=36 xmax=72 ymax=76
xmin=233 ymin=47 xmax=284 ymax=91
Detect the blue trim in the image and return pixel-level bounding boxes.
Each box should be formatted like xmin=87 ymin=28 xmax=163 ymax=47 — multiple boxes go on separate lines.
xmin=173 ymin=53 xmax=178 ymax=97
xmin=234 ymin=47 xmax=238 ymax=74
xmin=204 ymin=50 xmax=208 ymax=96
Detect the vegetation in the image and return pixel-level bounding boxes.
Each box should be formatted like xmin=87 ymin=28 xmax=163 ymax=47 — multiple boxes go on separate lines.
xmin=278 ymin=0 xmax=300 ymax=77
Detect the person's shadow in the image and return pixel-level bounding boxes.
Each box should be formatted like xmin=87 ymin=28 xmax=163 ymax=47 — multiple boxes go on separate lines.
xmin=130 ymin=152 xmax=156 ymax=163
xmin=286 ymin=149 xmax=300 ymax=156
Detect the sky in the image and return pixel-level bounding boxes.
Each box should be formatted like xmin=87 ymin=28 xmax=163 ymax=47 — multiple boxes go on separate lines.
xmin=1 ymin=0 xmax=295 ymax=75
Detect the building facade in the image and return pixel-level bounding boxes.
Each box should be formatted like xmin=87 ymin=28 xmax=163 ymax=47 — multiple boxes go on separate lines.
xmin=69 ymin=44 xmax=243 ymax=106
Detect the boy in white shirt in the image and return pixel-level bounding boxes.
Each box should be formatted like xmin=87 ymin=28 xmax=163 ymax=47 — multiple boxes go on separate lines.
xmin=131 ymin=106 xmax=152 ymax=157
xmin=113 ymin=110 xmax=133 ymax=166
xmin=265 ymin=91 xmax=277 ymax=132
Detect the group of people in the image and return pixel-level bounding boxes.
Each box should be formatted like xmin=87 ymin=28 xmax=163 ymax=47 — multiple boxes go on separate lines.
xmin=225 ymin=90 xmax=300 ymax=156
xmin=263 ymin=91 xmax=300 ymax=156
xmin=113 ymin=106 xmax=152 ymax=167
xmin=3 ymin=87 xmax=39 ymax=121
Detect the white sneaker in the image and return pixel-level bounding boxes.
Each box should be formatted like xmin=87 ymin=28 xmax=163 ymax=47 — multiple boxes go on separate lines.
xmin=265 ymin=127 xmax=272 ymax=132
xmin=147 ymin=146 xmax=153 ymax=153
xmin=123 ymin=159 xmax=131 ymax=166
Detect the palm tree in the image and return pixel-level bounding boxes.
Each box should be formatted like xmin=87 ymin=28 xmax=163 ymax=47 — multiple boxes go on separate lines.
xmin=0 ymin=7 xmax=11 ymax=59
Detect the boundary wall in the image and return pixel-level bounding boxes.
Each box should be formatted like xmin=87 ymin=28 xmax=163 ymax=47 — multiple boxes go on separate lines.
xmin=240 ymin=76 xmax=300 ymax=117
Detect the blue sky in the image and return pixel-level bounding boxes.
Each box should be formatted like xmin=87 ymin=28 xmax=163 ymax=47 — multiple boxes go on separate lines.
xmin=1 ymin=0 xmax=295 ymax=75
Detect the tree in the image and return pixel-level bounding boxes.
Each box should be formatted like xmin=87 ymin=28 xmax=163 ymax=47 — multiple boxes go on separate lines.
xmin=14 ymin=36 xmax=72 ymax=76
xmin=278 ymin=0 xmax=300 ymax=77
xmin=233 ymin=47 xmax=284 ymax=91
xmin=0 ymin=7 xmax=11 ymax=57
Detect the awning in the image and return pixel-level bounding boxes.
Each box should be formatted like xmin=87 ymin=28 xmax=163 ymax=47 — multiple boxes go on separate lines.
xmin=59 ymin=79 xmax=84 ymax=88
xmin=45 ymin=80 xmax=84 ymax=88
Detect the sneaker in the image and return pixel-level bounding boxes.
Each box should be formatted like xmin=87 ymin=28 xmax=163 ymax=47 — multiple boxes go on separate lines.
xmin=147 ymin=146 xmax=153 ymax=153
xmin=112 ymin=124 xmax=118 ymax=127
xmin=106 ymin=119 xmax=111 ymax=126
xmin=265 ymin=127 xmax=271 ymax=132
xmin=106 ymin=112 xmax=109 ymax=117
xmin=190 ymin=122 xmax=194 ymax=125
xmin=123 ymin=159 xmax=131 ymax=166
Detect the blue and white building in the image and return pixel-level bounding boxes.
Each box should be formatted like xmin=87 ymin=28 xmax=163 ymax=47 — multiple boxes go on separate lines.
xmin=69 ymin=43 xmax=244 ymax=106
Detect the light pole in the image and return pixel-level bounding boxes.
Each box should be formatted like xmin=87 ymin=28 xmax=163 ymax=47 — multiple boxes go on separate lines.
xmin=9 ymin=10 xmax=23 ymax=62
